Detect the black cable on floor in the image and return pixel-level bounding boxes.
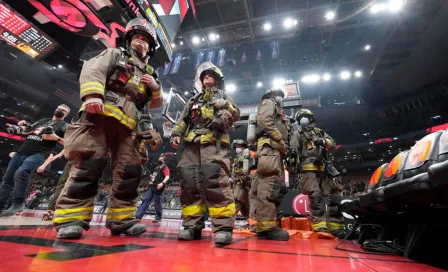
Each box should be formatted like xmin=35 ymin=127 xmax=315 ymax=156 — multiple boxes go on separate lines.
xmin=334 ymin=223 xmax=401 ymax=255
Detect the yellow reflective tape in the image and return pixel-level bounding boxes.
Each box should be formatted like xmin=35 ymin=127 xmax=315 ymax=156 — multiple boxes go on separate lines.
xmin=81 ymin=82 xmax=103 ymax=89
xmin=209 ymin=203 xmax=235 ymax=218
xmin=53 ymin=215 xmax=92 ymax=224
xmin=328 ymin=222 xmax=343 ymax=231
xmin=312 ymin=221 xmax=327 ymax=229
xmin=182 ymin=204 xmax=206 ymax=217
xmin=80 ymin=87 xmax=104 ymax=95
xmin=257 ymin=220 xmax=276 ymax=231
xmin=202 ymin=106 xmax=214 ymax=118
xmin=106 ymin=213 xmax=135 ymax=221
xmin=103 ymin=104 xmax=137 ymax=129
xmin=55 ymin=207 xmax=94 ymax=215
xmin=108 ymin=206 xmax=136 ymax=213
xmin=302 ymin=163 xmax=325 ymax=171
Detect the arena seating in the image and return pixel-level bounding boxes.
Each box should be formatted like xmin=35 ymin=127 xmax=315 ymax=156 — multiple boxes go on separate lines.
xmin=339 ymin=129 xmax=448 ymax=257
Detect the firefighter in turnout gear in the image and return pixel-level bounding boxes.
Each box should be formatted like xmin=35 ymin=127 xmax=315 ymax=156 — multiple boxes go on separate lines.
xmin=170 ymin=63 xmax=240 ymax=245
xmin=252 ymin=89 xmax=290 ymax=241
xmin=290 ymin=109 xmax=343 ymax=235
xmin=53 ymin=18 xmax=164 ymax=239
xmin=230 ymin=139 xmax=257 ymax=231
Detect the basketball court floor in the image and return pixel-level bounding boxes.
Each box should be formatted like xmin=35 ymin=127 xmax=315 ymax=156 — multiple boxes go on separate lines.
xmin=0 ymin=210 xmax=444 ymax=272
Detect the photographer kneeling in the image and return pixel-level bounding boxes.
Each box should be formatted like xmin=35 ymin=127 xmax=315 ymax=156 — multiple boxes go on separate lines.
xmin=0 ymin=104 xmax=70 ymax=216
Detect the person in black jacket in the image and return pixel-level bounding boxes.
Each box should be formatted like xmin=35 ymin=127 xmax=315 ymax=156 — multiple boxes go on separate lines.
xmin=136 ymin=155 xmax=170 ymax=222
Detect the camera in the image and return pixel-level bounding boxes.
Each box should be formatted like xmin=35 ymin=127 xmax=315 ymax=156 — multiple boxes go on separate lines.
xmin=39 ymin=126 xmax=54 ymax=136
xmin=6 ymin=124 xmax=32 ymax=135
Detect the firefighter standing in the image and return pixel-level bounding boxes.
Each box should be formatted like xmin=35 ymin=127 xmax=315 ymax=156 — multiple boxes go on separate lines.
xmin=252 ymin=89 xmax=290 ymax=241
xmin=53 ymin=18 xmax=163 ymax=239
xmin=170 ymin=64 xmax=239 ymax=245
xmin=290 ymin=109 xmax=343 ymax=235
xmin=230 ymin=140 xmax=257 ymax=231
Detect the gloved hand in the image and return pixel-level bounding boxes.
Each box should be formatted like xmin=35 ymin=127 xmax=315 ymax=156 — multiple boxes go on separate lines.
xmin=275 ymin=139 xmax=287 ymax=155
xmin=171 ymin=136 xmax=181 ymax=149
xmin=314 ymin=139 xmax=326 ymax=147
xmin=85 ymin=96 xmax=104 ymax=114
xmin=212 ymin=98 xmax=229 ymax=110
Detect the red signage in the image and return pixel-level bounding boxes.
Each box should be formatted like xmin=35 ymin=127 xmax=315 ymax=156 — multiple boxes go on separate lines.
xmin=28 ymin=0 xmax=124 ymax=48
xmin=292 ymin=194 xmax=310 ymax=215
xmin=374 ymin=138 xmax=393 ymax=144
xmin=426 ymin=123 xmax=448 ymax=134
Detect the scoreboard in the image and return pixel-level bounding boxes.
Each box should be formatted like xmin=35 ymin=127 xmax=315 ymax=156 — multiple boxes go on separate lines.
xmin=0 ymin=1 xmax=57 ymax=60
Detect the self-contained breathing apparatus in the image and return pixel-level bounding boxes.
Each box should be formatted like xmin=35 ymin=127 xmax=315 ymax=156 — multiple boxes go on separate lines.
xmin=108 ymin=48 xmax=162 ymax=151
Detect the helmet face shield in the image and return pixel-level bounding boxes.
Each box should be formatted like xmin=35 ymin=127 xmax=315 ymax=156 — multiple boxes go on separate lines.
xmin=295 ymin=109 xmax=315 ymax=123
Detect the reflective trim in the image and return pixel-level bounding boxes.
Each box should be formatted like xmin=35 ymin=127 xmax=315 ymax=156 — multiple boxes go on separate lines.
xmin=302 ymin=163 xmax=325 ymax=171
xmin=208 ymin=203 xmax=235 ymax=218
xmin=106 ymin=213 xmax=135 ymax=221
xmin=103 ymin=104 xmax=137 ymax=130
xmin=80 ymin=82 xmax=105 ymax=96
xmin=172 ymin=121 xmax=187 ymax=135
xmin=55 ymin=207 xmax=94 ymax=215
xmin=182 ymin=204 xmax=206 ymax=218
xmin=257 ymin=220 xmax=276 ymax=231
xmin=269 ymin=129 xmax=282 ymax=141
xmin=328 ymin=222 xmax=344 ymax=231
xmin=312 ymin=221 xmax=327 ymax=230
xmin=53 ymin=215 xmax=92 ymax=224
xmin=108 ymin=207 xmax=136 ymax=213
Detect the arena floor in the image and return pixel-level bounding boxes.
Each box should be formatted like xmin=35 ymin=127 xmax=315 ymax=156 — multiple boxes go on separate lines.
xmin=0 ymin=210 xmax=443 ymax=272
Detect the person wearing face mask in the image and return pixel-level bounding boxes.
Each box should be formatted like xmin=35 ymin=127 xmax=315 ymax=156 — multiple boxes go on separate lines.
xmin=170 ymin=63 xmax=240 ymax=245
xmin=230 ymin=140 xmax=257 ymax=231
xmin=0 ymin=104 xmax=70 ymax=216
xmin=135 ymin=156 xmax=170 ymax=222
xmin=290 ymin=109 xmax=342 ymax=236
xmin=53 ymin=18 xmax=164 ymax=239
xmin=252 ymin=89 xmax=290 ymax=241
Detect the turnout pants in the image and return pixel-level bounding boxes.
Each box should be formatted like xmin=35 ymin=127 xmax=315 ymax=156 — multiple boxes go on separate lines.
xmin=54 ymin=113 xmax=142 ymax=232
xmin=300 ymin=171 xmax=343 ymax=232
xmin=252 ymin=145 xmax=286 ymax=233
xmin=234 ymin=181 xmax=250 ymax=219
xmin=178 ymin=137 xmax=235 ymax=233
xmin=48 ymin=160 xmax=73 ymax=211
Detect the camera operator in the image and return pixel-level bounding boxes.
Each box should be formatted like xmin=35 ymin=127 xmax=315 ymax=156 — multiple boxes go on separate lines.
xmin=0 ymin=104 xmax=70 ymax=216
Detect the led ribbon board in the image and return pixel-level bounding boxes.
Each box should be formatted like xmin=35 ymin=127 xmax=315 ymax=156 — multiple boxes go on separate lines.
xmin=0 ymin=1 xmax=57 ymax=60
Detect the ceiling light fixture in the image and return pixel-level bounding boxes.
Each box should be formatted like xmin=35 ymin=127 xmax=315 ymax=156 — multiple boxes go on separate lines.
xmin=263 ymin=23 xmax=272 ymax=31
xmin=302 ymin=74 xmax=321 ymax=84
xmin=283 ymin=18 xmax=294 ymax=28
xmin=58 ymin=64 xmax=63 ymax=68
xmin=364 ymin=44 xmax=371 ymax=51
xmin=388 ymin=0 xmax=405 ymax=13
xmin=257 ymin=82 xmax=263 ymax=88
xmin=354 ymin=71 xmax=362 ymax=78
xmin=226 ymin=84 xmax=236 ymax=92
xmin=192 ymin=36 xmax=200 ymax=44
xmin=180 ymin=41 xmax=184 ymax=45
xmin=325 ymin=11 xmax=335 ymax=20
xmin=272 ymin=78 xmax=285 ymax=88
xmin=340 ymin=71 xmax=351 ymax=80
xmin=322 ymin=73 xmax=331 ymax=81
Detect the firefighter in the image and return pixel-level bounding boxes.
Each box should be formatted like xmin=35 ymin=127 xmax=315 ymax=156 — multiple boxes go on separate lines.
xmin=290 ymin=109 xmax=343 ymax=235
xmin=53 ymin=18 xmax=163 ymax=239
xmin=230 ymin=139 xmax=257 ymax=231
xmin=252 ymin=89 xmax=290 ymax=241
xmin=170 ymin=64 xmax=240 ymax=245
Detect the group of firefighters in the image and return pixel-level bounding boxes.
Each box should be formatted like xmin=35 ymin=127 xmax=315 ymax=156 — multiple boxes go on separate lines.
xmin=15 ymin=17 xmax=344 ymax=245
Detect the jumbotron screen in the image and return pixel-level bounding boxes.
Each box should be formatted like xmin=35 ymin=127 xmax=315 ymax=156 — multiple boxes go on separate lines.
xmin=0 ymin=1 xmax=57 ymax=60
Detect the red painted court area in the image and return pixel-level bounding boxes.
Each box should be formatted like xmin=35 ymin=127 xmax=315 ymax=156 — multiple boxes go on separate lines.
xmin=0 ymin=221 xmax=444 ymax=272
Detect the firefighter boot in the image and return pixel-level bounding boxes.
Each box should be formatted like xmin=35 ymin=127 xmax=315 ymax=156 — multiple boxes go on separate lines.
xmin=111 ymin=224 xmax=147 ymax=236
xmin=178 ymin=229 xmax=202 ymax=241
xmin=257 ymin=227 xmax=290 ymax=241
xmin=57 ymin=226 xmax=84 ymax=239
xmin=0 ymin=203 xmax=24 ymax=217
xmin=215 ymin=231 xmax=233 ymax=245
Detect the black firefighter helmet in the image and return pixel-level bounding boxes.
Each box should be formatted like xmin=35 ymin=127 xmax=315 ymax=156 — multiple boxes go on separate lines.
xmin=199 ymin=65 xmax=225 ymax=89
xmin=125 ymin=18 xmax=158 ymax=57
xmin=262 ymin=88 xmax=285 ymax=100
